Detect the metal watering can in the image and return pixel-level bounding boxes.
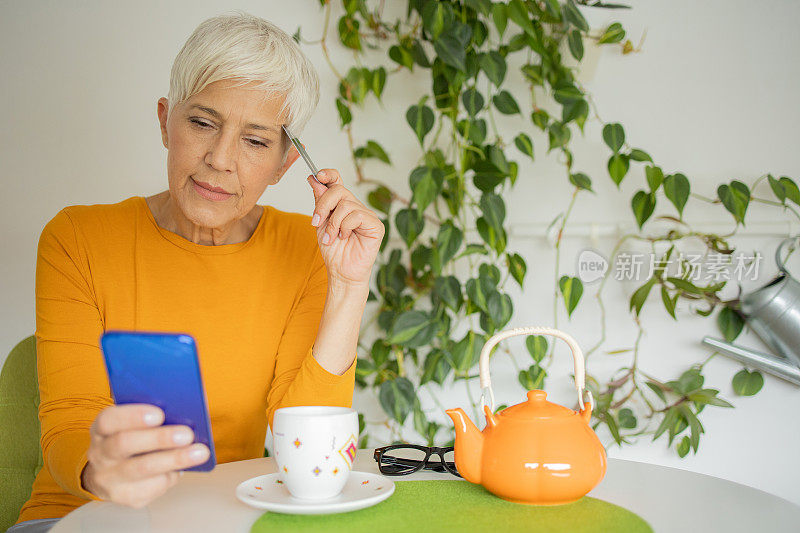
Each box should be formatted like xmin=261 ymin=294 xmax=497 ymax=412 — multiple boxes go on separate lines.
xmin=703 ymin=236 xmax=800 ymax=385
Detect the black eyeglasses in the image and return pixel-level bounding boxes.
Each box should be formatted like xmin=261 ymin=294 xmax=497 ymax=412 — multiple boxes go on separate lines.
xmin=373 ymin=444 xmax=462 ymax=478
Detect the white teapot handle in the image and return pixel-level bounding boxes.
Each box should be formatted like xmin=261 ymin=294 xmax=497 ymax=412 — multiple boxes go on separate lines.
xmin=478 ymin=326 xmax=594 ymax=413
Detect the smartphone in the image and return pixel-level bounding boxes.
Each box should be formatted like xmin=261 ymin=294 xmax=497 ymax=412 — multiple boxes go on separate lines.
xmin=100 ymin=331 xmax=216 ymax=472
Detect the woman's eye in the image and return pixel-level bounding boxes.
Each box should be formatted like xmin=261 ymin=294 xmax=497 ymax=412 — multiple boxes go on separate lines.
xmin=246 ymin=138 xmax=269 ymax=148
xmin=190 ymin=119 xmax=268 ymax=148
xmin=190 ymin=118 xmax=212 ymax=128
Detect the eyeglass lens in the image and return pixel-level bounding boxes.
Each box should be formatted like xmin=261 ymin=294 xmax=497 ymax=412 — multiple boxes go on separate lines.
xmin=379 ymin=446 xmax=460 ymax=476
xmin=380 ymin=446 xmax=428 ymax=474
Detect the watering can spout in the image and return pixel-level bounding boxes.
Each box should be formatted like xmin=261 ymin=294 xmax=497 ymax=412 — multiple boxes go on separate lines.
xmin=445 ymin=408 xmax=483 ymax=484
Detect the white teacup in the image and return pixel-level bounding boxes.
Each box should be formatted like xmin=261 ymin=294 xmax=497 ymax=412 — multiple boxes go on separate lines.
xmin=272 ymin=406 xmax=359 ymax=500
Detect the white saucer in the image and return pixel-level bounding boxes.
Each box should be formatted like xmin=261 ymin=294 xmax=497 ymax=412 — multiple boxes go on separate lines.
xmin=235 ymin=471 xmax=395 ymax=515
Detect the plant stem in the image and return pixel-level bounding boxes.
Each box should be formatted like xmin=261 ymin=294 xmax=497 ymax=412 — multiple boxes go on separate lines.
xmin=319 ymin=3 xmax=343 ymax=80
xmin=549 ymin=188 xmax=580 ymax=362
xmin=394 ymin=347 xmax=406 ymax=377
xmin=752 ymin=197 xmax=800 ymax=223
xmin=463 ymin=377 xmax=480 ymax=422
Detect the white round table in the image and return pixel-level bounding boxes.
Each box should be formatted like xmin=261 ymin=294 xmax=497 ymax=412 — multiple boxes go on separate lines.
xmin=49 ymin=449 xmax=800 ymax=533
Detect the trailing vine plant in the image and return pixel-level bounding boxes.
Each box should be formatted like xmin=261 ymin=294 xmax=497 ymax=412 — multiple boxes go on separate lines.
xmin=294 ymin=0 xmax=799 ymax=458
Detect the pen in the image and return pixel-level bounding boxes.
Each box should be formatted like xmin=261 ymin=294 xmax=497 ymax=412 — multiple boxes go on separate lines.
xmin=282 ymin=125 xmax=324 ymax=186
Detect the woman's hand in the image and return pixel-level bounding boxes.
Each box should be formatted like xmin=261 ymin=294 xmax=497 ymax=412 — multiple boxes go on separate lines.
xmin=307 ymin=169 xmax=385 ymax=289
xmin=82 ymin=404 xmax=210 ymax=508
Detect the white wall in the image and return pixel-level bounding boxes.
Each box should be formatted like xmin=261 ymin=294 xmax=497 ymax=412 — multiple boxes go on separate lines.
xmin=2 ymin=0 xmax=799 ymax=506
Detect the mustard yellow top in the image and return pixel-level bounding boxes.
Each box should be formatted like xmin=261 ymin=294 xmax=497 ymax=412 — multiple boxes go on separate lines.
xmin=18 ymin=196 xmax=356 ymax=522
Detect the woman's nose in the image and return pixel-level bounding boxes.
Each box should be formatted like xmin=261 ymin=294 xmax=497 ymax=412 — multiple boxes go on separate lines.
xmin=205 ymin=130 xmax=239 ymax=172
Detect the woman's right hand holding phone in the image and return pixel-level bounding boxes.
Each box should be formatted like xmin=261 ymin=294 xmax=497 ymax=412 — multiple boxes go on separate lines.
xmin=81 ymin=404 xmax=210 ymax=508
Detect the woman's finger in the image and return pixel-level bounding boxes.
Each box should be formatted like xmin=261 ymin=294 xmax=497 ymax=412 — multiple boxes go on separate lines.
xmin=324 ymin=200 xmax=361 ymax=243
xmin=92 ymin=404 xmax=164 ymax=438
xmin=316 ymin=168 xmax=343 ymax=187
xmin=338 ymin=210 xmax=368 ymax=240
xmin=311 ymin=184 xmax=350 ymax=229
xmin=101 ymin=425 xmax=195 ymax=461
xmin=120 ymin=443 xmax=210 ymax=482
xmin=340 ymin=210 xmax=385 ymax=240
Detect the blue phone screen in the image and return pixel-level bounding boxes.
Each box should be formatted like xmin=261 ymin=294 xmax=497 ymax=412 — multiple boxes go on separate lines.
xmin=100 ymin=331 xmax=216 ymax=472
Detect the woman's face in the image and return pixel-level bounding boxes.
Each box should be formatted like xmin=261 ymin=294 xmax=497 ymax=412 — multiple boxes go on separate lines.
xmin=156 ymin=79 xmax=295 ymax=229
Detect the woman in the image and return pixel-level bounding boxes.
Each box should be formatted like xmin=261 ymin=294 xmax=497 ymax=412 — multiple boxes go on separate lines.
xmin=11 ymin=11 xmax=384 ymax=531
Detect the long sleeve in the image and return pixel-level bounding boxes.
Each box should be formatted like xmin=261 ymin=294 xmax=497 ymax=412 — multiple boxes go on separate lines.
xmin=35 ymin=209 xmax=110 ymax=501
xmin=265 ymin=245 xmax=356 ymax=430
xmin=19 ymin=198 xmax=361 ymax=523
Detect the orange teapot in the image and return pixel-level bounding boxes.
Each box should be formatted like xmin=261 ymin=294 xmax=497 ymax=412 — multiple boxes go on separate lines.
xmin=446 ymin=327 xmax=607 ymax=505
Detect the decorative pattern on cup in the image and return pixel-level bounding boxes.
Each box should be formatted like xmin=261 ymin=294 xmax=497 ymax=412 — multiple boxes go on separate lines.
xmin=338 ymin=434 xmax=358 ymax=468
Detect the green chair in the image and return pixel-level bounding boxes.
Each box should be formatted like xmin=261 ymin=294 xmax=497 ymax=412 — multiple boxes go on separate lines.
xmin=0 ymin=336 xmax=43 ymax=531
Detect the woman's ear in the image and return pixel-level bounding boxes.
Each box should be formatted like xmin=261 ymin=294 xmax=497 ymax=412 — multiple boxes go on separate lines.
xmin=271 ymin=144 xmax=302 ymax=184
xmin=157 ymin=98 xmax=169 ymax=149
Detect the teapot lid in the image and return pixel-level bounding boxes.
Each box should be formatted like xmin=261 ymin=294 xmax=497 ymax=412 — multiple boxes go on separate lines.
xmin=501 ymin=390 xmax=577 ymax=419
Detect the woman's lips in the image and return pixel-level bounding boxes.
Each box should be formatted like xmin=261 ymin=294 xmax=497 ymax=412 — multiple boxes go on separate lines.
xmin=191 ymin=178 xmax=233 ymax=202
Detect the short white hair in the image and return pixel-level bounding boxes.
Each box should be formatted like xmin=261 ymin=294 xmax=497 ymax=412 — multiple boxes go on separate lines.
xmin=167 ymin=11 xmax=320 ymax=159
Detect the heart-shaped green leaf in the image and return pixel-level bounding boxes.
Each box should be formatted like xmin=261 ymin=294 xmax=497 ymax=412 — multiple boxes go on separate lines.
xmin=462 ymin=87 xmax=485 ymax=117
xmin=479 ymin=51 xmax=506 ymax=86
xmin=394 ymin=208 xmax=424 ymax=248
xmin=598 ymin=22 xmax=625 ymax=44
xmin=379 ymin=377 xmax=416 ymax=422
xmin=570 ymin=172 xmax=593 ymax=192
xmin=433 ymin=22 xmax=472 ymax=71
xmin=732 ymin=369 xmax=763 ymax=396
xmin=355 ymin=140 xmax=391 ymax=164
xmin=338 ymin=15 xmax=362 ymax=51
xmin=563 ymin=0 xmax=589 ymax=32
xmin=487 ymin=292 xmax=513 ymax=329
xmin=645 ymin=166 xmax=664 ymax=192
xmin=608 ymin=153 xmax=629 ymax=186
xmin=406 ymin=102 xmax=435 ymax=146
xmin=387 ymin=311 xmax=436 ymax=347
xmin=335 ymin=98 xmax=352 ymax=127
xmin=518 ymin=364 xmax=547 ymax=391
xmin=567 ymin=29 xmax=584 ymax=61
xmin=629 ymin=148 xmax=653 ymax=162
xmin=367 ymin=185 xmax=392 ymax=215
xmin=508 ymin=0 xmax=535 ymax=37
xmin=422 ymin=1 xmax=452 ymax=40
xmin=562 ymin=99 xmax=589 ymax=130
xmin=526 ymin=335 xmax=548 ymax=362
xmin=491 ymin=2 xmax=508 ymax=37
xmin=629 ymin=277 xmax=657 ymax=316
xmin=434 ymin=221 xmax=464 ymax=271
xmin=631 ymin=190 xmax=656 ymax=228
xmin=446 ymin=331 xmax=484 ymax=375
xmin=618 ymin=407 xmax=637 ymax=429
xmin=409 ymin=166 xmax=441 ymax=215
xmin=603 ymin=123 xmax=625 ymax=152
xmin=389 ymin=44 xmax=414 ymax=70
xmin=559 ymin=275 xmax=583 ymax=317
xmin=506 ymin=253 xmax=527 ymax=287
xmin=479 ymin=193 xmax=506 ymax=232
xmin=717 ymin=306 xmax=744 ymax=342
xmin=717 ymin=180 xmax=750 ymax=225
xmin=421 ymin=348 xmax=452 ymax=385
xmin=434 ymin=276 xmax=462 ymax=311
xmin=492 ymin=90 xmax=520 ymax=115
xmin=780 ymin=176 xmax=800 ymax=205
xmin=663 ymin=173 xmax=690 ymax=217
xmin=548 ymin=122 xmax=571 ymax=151
xmin=768 ymin=174 xmax=786 ymax=204
xmin=514 ymin=133 xmax=534 ymax=160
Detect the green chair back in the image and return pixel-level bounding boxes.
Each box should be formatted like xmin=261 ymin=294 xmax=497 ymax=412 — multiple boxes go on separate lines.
xmin=0 ymin=336 xmax=43 ymax=531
